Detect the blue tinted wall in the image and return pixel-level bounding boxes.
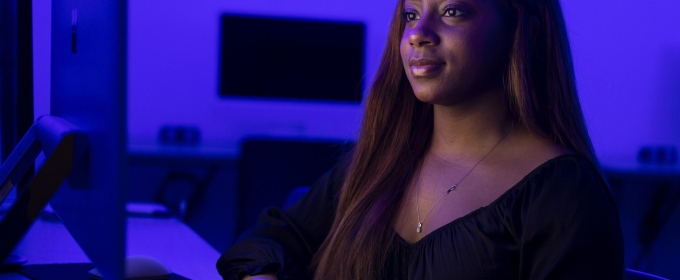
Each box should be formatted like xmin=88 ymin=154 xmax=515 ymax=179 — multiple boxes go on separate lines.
xmin=33 ymin=0 xmax=680 ymax=161
xmin=562 ymin=1 xmax=680 ymax=165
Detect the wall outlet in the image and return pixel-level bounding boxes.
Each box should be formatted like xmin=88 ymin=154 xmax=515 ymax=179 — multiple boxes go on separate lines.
xmin=158 ymin=125 xmax=201 ymax=146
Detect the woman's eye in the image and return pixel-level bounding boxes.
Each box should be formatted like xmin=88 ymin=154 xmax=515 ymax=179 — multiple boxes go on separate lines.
xmin=443 ymin=7 xmax=466 ymax=17
xmin=403 ymin=11 xmax=420 ymax=22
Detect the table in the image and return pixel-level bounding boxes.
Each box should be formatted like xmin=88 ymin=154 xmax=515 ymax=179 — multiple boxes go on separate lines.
xmin=1 ymin=216 xmax=222 ymax=279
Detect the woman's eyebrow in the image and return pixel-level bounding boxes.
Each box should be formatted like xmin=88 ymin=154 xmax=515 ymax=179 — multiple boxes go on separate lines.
xmin=404 ymin=0 xmax=423 ymax=7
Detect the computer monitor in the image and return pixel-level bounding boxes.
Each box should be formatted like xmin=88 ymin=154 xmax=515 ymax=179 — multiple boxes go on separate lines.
xmin=48 ymin=0 xmax=128 ymax=278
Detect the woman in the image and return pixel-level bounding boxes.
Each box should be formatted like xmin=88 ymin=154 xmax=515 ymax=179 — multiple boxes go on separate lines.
xmin=218 ymin=0 xmax=624 ymax=279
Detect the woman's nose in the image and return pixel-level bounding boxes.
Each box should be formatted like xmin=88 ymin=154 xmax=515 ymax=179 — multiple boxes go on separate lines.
xmin=408 ymin=15 xmax=440 ymax=47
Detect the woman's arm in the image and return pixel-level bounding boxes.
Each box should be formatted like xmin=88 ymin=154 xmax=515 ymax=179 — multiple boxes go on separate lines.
xmin=216 ymin=162 xmax=348 ymax=280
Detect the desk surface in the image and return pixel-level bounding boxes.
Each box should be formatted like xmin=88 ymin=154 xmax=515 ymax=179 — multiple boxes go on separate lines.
xmin=601 ymin=156 xmax=680 ymax=179
xmin=3 ymin=216 xmax=221 ymax=279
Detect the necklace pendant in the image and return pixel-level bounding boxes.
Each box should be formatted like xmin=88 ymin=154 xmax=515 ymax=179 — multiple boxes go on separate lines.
xmin=417 ymin=222 xmax=422 ymax=233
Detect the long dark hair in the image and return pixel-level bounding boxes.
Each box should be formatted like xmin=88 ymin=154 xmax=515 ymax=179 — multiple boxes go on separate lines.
xmin=313 ymin=0 xmax=596 ymax=279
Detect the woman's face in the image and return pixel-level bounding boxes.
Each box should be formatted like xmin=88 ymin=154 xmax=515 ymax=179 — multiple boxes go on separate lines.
xmin=400 ymin=0 xmax=511 ymax=106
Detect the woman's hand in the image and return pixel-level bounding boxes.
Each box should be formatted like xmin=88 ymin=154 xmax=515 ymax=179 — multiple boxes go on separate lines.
xmin=243 ymin=273 xmax=278 ymax=280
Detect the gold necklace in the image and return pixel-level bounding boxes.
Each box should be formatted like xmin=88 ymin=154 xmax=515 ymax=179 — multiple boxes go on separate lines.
xmin=415 ymin=128 xmax=511 ymax=233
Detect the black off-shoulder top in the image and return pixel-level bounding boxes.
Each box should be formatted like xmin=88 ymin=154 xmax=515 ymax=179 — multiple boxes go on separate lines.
xmin=217 ymin=155 xmax=624 ymax=280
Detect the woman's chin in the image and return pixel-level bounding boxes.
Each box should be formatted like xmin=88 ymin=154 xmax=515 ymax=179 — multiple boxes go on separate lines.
xmin=412 ymin=91 xmax=454 ymax=106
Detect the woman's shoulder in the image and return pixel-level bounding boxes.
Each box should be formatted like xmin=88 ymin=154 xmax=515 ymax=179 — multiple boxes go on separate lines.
xmin=489 ymin=153 xmax=603 ymax=208
xmin=486 ymin=153 xmax=620 ymax=245
xmin=519 ymin=153 xmax=603 ymax=190
xmin=498 ymin=152 xmax=615 ymax=224
xmin=476 ymin=127 xmax=604 ymax=214
xmin=502 ymin=157 xmax=624 ymax=280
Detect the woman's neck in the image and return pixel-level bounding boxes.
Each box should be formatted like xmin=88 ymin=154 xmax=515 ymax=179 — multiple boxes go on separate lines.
xmin=428 ymin=92 xmax=512 ymax=161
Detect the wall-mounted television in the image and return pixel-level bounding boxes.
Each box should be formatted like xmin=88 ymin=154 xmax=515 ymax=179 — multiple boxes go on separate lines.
xmin=219 ymin=15 xmax=365 ymax=102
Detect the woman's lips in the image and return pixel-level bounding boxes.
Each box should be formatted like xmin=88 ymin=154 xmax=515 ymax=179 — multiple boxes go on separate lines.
xmin=409 ymin=58 xmax=445 ymax=77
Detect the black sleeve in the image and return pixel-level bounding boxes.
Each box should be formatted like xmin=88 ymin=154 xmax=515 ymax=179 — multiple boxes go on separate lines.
xmin=216 ymin=162 xmax=348 ymax=280
xmin=518 ymin=158 xmax=625 ymax=279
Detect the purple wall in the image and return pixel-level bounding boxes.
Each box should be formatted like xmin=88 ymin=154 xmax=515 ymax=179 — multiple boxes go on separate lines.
xmin=33 ymin=0 xmax=680 ymax=161
xmin=561 ymin=1 xmax=680 ymax=165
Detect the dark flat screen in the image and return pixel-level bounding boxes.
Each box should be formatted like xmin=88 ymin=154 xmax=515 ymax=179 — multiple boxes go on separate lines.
xmin=220 ymin=15 xmax=365 ymax=102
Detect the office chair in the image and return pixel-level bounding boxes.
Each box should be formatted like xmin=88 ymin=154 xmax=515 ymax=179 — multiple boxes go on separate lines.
xmin=236 ymin=138 xmax=351 ymax=235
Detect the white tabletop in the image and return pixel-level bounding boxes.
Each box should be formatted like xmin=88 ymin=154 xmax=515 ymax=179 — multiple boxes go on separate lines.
xmin=4 ymin=216 xmax=221 ymax=279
